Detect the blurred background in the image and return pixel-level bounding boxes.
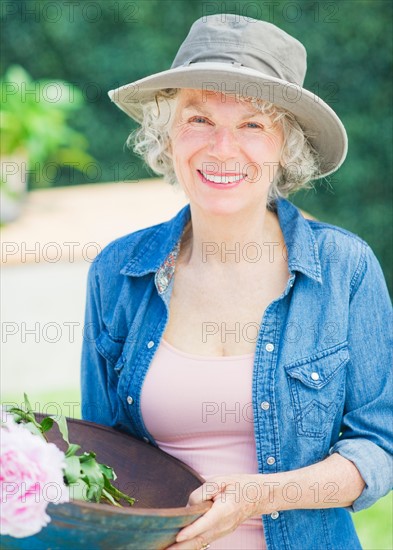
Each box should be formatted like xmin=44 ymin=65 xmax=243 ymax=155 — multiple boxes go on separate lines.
xmin=1 ymin=1 xmax=392 ymax=547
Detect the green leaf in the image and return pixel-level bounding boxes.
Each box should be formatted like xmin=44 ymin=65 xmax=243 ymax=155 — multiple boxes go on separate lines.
xmin=7 ymin=407 xmax=29 ymax=422
xmin=80 ymin=456 xmax=104 ymax=490
xmin=79 ymin=451 xmax=96 ymax=462
xmin=103 ymin=477 xmax=135 ymax=506
xmin=40 ymin=417 xmax=54 ymax=433
xmin=65 ymin=443 xmax=81 ymax=458
xmin=98 ymin=463 xmax=116 ymax=481
xmin=68 ymin=480 xmax=89 ymax=502
xmin=51 ymin=415 xmax=69 ymax=444
xmin=86 ymin=483 xmax=102 ymax=502
xmin=7 ymin=404 xmax=44 ymax=436
xmin=23 ymin=393 xmax=33 ymax=413
xmin=101 ymin=487 xmax=122 ymax=507
xmin=64 ymin=456 xmax=82 ymax=484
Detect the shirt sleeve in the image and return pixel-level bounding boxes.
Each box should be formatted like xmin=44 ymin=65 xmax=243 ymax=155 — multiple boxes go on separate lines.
xmin=80 ymin=258 xmax=117 ymax=426
xmin=329 ymin=242 xmax=393 ymax=512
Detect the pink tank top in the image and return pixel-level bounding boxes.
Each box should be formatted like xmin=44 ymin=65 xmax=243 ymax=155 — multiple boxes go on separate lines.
xmin=140 ymin=338 xmax=266 ymax=550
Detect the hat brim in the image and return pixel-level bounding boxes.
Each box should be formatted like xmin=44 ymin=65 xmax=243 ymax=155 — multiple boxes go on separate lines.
xmin=108 ymin=62 xmax=347 ymax=178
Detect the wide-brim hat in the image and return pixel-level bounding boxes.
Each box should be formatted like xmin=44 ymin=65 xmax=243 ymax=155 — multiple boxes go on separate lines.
xmin=108 ymin=14 xmax=347 ymax=178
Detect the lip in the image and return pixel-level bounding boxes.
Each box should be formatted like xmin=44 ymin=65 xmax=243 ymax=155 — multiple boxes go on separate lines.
xmin=197 ymin=170 xmax=247 ymax=189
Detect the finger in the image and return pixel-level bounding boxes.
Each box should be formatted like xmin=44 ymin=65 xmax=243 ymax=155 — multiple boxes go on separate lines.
xmin=188 ymin=480 xmax=221 ymax=506
xmin=166 ymin=535 xmax=208 ymax=550
xmin=177 ymin=498 xmax=229 ymax=542
xmin=176 ymin=514 xmax=211 ymax=543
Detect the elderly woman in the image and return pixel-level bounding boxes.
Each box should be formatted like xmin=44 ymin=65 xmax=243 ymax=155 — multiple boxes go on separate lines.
xmin=81 ymin=14 xmax=392 ymax=550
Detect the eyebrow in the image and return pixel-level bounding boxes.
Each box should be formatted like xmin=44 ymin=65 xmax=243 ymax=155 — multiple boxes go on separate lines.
xmin=182 ymin=101 xmax=264 ymax=120
xmin=182 ymin=102 xmax=212 ymax=116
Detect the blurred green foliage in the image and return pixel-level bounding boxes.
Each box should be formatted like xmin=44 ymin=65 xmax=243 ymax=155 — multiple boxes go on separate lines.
xmin=0 ymin=65 xmax=95 ymax=189
xmin=353 ymin=492 xmax=393 ymax=550
xmin=1 ymin=0 xmax=392 ymax=292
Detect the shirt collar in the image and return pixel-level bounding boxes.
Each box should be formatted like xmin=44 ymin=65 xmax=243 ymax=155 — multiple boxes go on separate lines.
xmin=277 ymin=199 xmax=322 ymax=283
xmin=120 ymin=204 xmax=191 ymax=279
xmin=120 ymin=198 xmax=322 ymax=289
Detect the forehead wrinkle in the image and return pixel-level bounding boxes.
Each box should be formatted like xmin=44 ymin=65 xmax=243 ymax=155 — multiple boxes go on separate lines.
xmin=181 ymin=100 xmax=267 ymax=121
xmin=182 ymin=101 xmax=212 ymax=117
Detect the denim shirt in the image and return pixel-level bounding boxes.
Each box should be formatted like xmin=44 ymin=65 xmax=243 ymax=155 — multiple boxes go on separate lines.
xmin=81 ymin=198 xmax=392 ymax=550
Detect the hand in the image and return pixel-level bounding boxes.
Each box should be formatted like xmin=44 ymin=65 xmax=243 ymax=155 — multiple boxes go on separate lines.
xmin=166 ymin=474 xmax=267 ymax=549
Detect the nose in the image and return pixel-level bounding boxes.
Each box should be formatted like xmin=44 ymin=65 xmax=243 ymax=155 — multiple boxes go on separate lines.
xmin=208 ymin=126 xmax=239 ymax=161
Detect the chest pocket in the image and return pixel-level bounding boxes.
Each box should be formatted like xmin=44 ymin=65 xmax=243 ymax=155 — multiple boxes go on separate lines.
xmin=284 ymin=343 xmax=349 ymax=438
xmin=95 ymin=329 xmax=126 ymax=383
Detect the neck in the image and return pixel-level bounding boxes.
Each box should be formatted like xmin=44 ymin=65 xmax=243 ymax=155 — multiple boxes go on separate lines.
xmin=180 ymin=202 xmax=282 ymax=269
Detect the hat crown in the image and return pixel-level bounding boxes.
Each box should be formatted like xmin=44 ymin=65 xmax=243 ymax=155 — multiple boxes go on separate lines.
xmin=171 ymin=14 xmax=307 ymax=86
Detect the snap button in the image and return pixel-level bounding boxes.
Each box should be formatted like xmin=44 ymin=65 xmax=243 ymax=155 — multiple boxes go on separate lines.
xmin=126 ymin=396 xmax=134 ymax=405
xmin=311 ymin=372 xmax=320 ymax=381
xmin=265 ymin=343 xmax=274 ymax=352
xmin=271 ymin=511 xmax=279 ymax=520
xmin=267 ymin=456 xmax=276 ymax=465
xmin=261 ymin=401 xmax=270 ymax=410
xmin=147 ymin=341 xmax=155 ymax=349
xmin=143 ymin=437 xmax=150 ymax=444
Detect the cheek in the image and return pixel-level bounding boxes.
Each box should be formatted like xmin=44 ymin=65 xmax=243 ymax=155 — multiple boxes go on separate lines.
xmin=171 ymin=131 xmax=209 ymax=165
xmin=241 ymin=137 xmax=283 ymax=183
xmin=244 ymin=134 xmax=283 ymax=162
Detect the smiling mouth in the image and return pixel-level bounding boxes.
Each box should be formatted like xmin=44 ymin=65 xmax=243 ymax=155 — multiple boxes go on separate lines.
xmin=198 ymin=170 xmax=246 ymax=184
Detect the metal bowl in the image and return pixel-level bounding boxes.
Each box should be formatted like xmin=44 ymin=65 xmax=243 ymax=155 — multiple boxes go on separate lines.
xmin=0 ymin=417 xmax=210 ymax=550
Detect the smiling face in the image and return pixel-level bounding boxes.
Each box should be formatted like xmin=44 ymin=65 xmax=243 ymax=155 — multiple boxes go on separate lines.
xmin=168 ymin=89 xmax=284 ymax=216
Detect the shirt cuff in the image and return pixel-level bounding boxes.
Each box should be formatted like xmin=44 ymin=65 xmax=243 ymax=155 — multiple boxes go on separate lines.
xmin=329 ymin=438 xmax=393 ymax=512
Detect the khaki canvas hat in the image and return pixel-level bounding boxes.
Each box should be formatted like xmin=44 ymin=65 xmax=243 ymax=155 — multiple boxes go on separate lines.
xmin=108 ymin=14 xmax=347 ymax=178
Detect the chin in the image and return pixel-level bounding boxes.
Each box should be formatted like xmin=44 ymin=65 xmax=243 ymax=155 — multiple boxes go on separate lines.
xmin=195 ymin=197 xmax=257 ymax=217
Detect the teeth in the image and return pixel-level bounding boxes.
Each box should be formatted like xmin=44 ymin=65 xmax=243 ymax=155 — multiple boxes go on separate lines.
xmin=200 ymin=171 xmax=244 ymax=184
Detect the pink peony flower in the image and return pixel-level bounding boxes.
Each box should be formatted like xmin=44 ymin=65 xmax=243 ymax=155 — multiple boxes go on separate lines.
xmin=0 ymin=420 xmax=69 ymax=538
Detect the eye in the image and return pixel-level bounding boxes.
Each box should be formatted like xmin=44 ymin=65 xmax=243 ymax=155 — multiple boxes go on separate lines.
xmin=189 ymin=116 xmax=210 ymax=125
xmin=243 ymin=122 xmax=264 ymax=129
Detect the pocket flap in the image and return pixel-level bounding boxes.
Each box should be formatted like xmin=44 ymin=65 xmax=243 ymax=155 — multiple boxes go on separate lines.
xmin=285 ymin=344 xmax=349 ymax=389
xmin=95 ymin=329 xmax=125 ymax=366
